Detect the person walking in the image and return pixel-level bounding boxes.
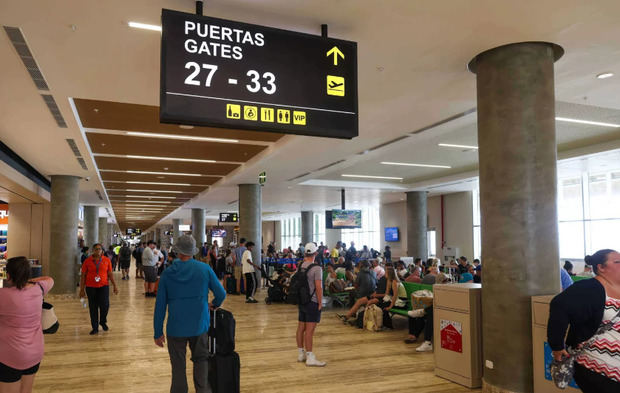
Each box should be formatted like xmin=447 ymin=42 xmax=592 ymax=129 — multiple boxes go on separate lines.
xmin=233 ymin=238 xmax=246 ymax=295
xmin=79 ymin=243 xmax=118 ymax=335
xmin=243 ymin=241 xmax=260 ymax=303
xmin=296 ymin=242 xmax=326 ymax=367
xmin=142 ymin=240 xmax=162 ymax=297
xmin=153 ymin=235 xmax=226 ymax=393
xmin=118 ymin=242 xmax=132 ymax=280
xmin=548 ymin=249 xmax=620 ymax=392
xmin=133 ymin=242 xmax=145 ymax=279
xmin=105 ymin=245 xmax=117 ymax=272
xmin=0 ymin=257 xmax=54 ymax=392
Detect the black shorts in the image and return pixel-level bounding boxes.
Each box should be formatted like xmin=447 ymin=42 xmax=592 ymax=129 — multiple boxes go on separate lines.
xmin=143 ymin=265 xmax=158 ymax=283
xmin=0 ymin=361 xmax=40 ymax=383
xmin=120 ymin=259 xmax=130 ymax=269
xmin=298 ymin=301 xmax=321 ymax=323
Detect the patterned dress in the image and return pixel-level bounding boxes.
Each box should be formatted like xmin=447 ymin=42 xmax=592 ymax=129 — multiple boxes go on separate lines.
xmin=575 ymin=297 xmax=620 ymax=382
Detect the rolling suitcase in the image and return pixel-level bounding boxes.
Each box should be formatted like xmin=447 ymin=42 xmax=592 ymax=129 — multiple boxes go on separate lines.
xmin=208 ymin=309 xmax=240 ymax=393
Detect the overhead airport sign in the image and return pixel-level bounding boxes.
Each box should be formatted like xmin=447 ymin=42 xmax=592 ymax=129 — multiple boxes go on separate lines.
xmin=219 ymin=212 xmax=238 ymax=223
xmin=160 ymin=9 xmax=358 ymax=139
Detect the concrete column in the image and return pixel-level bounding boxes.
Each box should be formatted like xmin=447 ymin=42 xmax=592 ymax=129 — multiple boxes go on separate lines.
xmin=172 ymin=218 xmax=181 ymax=245
xmin=274 ymin=220 xmax=282 ymax=252
xmin=191 ymin=208 xmax=206 ymax=256
xmin=98 ymin=217 xmax=107 ymax=247
xmin=239 ymin=184 xmax=262 ymax=281
xmin=83 ymin=206 xmax=98 ymax=249
xmin=301 ymin=211 xmax=313 ymax=245
xmin=469 ymin=42 xmax=563 ymax=393
xmin=49 ymin=175 xmax=80 ymax=294
xmin=107 ymin=223 xmax=115 ymax=245
xmin=406 ymin=191 xmax=427 ymax=259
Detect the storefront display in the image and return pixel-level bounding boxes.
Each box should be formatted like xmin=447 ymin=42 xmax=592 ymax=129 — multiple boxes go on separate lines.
xmin=0 ymin=203 xmax=8 ymax=287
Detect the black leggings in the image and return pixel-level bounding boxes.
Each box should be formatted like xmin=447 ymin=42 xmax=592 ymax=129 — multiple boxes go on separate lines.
xmin=408 ymin=306 xmax=433 ymax=341
xmin=86 ymin=286 xmax=109 ymax=331
xmin=574 ymin=363 xmax=620 ymax=393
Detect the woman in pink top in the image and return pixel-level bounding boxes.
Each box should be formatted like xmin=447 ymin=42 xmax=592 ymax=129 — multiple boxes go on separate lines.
xmin=0 ymin=256 xmax=54 ymax=392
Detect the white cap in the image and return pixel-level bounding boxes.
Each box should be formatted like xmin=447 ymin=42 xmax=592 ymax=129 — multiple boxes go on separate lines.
xmin=304 ymin=242 xmax=318 ymax=254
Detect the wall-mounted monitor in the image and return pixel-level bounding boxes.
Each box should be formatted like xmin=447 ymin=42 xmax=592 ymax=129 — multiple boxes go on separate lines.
xmin=384 ymin=227 xmax=399 ymax=242
xmin=179 ymin=224 xmax=190 ymax=231
xmin=325 ymin=209 xmax=362 ymax=229
xmin=126 ymin=228 xmax=135 ymax=235
xmin=211 ymin=228 xmax=227 ymax=237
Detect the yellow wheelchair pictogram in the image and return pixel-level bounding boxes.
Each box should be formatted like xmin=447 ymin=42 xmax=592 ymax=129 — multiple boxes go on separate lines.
xmin=226 ymin=104 xmax=241 ymax=119
xmin=244 ymin=106 xmax=258 ymax=121
xmin=261 ymin=107 xmax=274 ymax=123
xmin=293 ymin=111 xmax=307 ymax=126
xmin=327 ymin=75 xmax=345 ymax=96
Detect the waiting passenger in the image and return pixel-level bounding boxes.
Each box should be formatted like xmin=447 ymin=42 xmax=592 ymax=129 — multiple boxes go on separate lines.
xmin=325 ymin=263 xmax=337 ymax=289
xmin=548 ymin=249 xmax=620 ymax=392
xmin=336 ymin=260 xmax=376 ymax=322
xmin=384 ymin=245 xmax=392 ymax=262
xmin=359 ymin=246 xmax=372 ymax=260
xmin=563 ymin=260 xmax=575 ymax=276
xmin=405 ymin=267 xmax=422 ymax=283
xmin=372 ymin=258 xmax=385 ymax=281
xmin=578 ymin=264 xmax=595 ymax=278
xmin=396 ymin=261 xmax=408 ymax=280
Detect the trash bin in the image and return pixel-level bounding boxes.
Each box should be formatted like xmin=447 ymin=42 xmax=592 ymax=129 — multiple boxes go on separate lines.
xmin=531 ymin=295 xmax=581 ymax=393
xmin=433 ymin=283 xmax=482 ymax=388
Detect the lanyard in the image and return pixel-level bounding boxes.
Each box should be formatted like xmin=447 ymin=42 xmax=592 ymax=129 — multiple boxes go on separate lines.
xmin=93 ymin=257 xmax=102 ymax=275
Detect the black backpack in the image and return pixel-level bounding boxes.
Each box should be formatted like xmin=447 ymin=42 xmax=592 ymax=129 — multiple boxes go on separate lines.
xmin=287 ymin=263 xmax=320 ymax=305
xmin=120 ymin=246 xmax=131 ymax=260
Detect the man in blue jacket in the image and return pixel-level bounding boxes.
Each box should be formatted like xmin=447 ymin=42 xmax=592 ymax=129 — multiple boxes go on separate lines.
xmin=154 ymin=235 xmax=226 ymax=393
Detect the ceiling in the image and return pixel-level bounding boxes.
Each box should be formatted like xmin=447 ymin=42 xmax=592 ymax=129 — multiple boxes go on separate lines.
xmin=2 ymin=0 xmax=620 ymax=231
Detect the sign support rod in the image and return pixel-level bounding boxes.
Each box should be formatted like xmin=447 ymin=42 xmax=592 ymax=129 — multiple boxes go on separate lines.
xmin=321 ymin=24 xmax=328 ymax=38
xmin=196 ymin=1 xmax=203 ymax=16
xmin=341 ymin=188 xmax=345 ymax=209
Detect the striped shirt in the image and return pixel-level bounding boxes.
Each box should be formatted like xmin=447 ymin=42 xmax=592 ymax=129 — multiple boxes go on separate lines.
xmin=576 ymin=296 xmax=620 ymax=382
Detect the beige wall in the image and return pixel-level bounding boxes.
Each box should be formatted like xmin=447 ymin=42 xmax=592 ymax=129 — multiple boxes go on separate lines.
xmin=7 ymin=202 xmax=51 ymax=273
xmin=380 ymin=201 xmax=407 ymax=258
xmin=381 ymin=191 xmax=475 ymax=262
xmin=261 ymin=220 xmax=276 ymax=251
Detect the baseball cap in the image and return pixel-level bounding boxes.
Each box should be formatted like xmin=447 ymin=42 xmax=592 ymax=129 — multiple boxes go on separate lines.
xmin=305 ymin=242 xmax=318 ymax=254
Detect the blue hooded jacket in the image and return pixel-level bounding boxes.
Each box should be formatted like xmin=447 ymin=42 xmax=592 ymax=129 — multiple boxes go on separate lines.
xmin=154 ymin=258 xmax=226 ymax=338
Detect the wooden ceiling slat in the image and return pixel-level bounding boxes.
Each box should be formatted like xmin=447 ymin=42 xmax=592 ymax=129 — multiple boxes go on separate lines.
xmin=104 ymin=182 xmax=206 ymax=192
xmin=86 ymin=133 xmax=266 ymax=162
xmin=74 ymin=98 xmax=284 ymax=142
xmin=94 ymin=156 xmax=239 ymax=176
xmin=100 ymin=171 xmax=221 ymax=184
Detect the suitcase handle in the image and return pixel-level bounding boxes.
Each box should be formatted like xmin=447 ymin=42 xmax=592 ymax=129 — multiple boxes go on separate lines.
xmin=210 ymin=309 xmax=216 ymax=355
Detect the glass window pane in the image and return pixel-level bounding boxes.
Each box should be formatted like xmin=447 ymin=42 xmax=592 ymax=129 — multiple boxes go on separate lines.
xmin=473 ymin=226 xmax=481 ymax=260
xmin=558 ymin=177 xmax=583 ymax=221
xmin=559 ymin=221 xmax=585 ymax=259
xmin=585 ymin=219 xmax=620 ymax=255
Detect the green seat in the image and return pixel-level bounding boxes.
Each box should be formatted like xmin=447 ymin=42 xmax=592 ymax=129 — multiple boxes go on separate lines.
xmin=571 ymin=275 xmax=589 ymax=282
xmin=389 ymin=281 xmax=434 ymax=317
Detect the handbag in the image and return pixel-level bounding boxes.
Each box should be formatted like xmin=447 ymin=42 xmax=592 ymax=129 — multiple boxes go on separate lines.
xmin=550 ymin=308 xmax=620 ymax=389
xmin=37 ymin=282 xmax=59 ymax=334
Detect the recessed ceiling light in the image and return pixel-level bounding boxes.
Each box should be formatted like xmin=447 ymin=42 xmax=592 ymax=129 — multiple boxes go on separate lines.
xmin=381 ymin=161 xmax=452 ymax=169
xmin=438 ymin=143 xmax=478 ymax=150
xmin=126 ymin=181 xmax=194 ymax=186
xmin=596 ymin=72 xmax=614 ymax=79
xmin=126 ymin=131 xmax=238 ymax=144
xmin=128 ymin=21 xmax=162 ymax=32
xmin=179 ymin=125 xmax=194 ymax=129
xmin=555 ymin=117 xmax=620 ymax=128
xmin=126 ymin=189 xmax=184 ymax=193
xmin=101 ymin=169 xmax=203 ymax=177
xmin=341 ymin=174 xmax=403 ymax=180
xmin=124 ymin=155 xmax=216 ymax=163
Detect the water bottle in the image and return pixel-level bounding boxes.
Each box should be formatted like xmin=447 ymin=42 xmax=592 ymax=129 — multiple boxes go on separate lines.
xmin=80 ymin=297 xmax=87 ymax=308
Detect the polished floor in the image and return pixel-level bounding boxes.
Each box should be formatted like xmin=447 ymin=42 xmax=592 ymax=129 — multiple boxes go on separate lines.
xmin=35 ymin=267 xmax=480 ymax=392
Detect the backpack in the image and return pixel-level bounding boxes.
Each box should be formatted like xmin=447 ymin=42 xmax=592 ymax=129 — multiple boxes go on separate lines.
xmin=363 ymin=304 xmax=383 ymax=332
xmin=287 ymin=263 xmax=320 ymax=305
xmin=120 ymin=246 xmax=131 ymax=260
xmin=329 ymin=279 xmax=346 ymax=293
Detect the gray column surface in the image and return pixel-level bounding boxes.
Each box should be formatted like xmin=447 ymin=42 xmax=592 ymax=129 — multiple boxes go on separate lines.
xmin=98 ymin=217 xmax=108 ymax=247
xmin=191 ymin=208 xmax=206 ymax=256
xmin=469 ymin=41 xmax=563 ymax=393
xmin=325 ymin=228 xmax=342 ymax=253
xmin=172 ymin=218 xmax=181 ymax=245
xmin=83 ymin=206 xmax=99 ymax=250
xmin=301 ymin=211 xmax=313 ymax=245
xmin=406 ymin=191 xmax=427 ymax=259
xmin=49 ymin=175 xmax=80 ymax=294
xmin=239 ymin=184 xmax=262 ymax=281
xmin=107 ymin=223 xmax=115 ymax=245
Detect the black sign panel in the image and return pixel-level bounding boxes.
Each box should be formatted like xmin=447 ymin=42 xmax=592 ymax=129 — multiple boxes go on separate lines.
xmin=160 ymin=9 xmax=358 ymax=139
xmin=126 ymin=228 xmax=135 ymax=235
xmin=219 ymin=212 xmax=239 ymax=223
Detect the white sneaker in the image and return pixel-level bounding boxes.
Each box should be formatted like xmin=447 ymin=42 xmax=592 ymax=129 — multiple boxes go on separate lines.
xmin=297 ymin=351 xmax=306 ymax=362
xmin=416 ymin=341 xmax=433 ymax=352
xmin=408 ymin=309 xmax=426 ymax=318
xmin=305 ymin=354 xmax=326 ymax=367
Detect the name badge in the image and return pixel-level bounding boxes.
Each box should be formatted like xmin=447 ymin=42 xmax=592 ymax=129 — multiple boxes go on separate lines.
xmin=94 ymin=275 xmax=101 ymax=283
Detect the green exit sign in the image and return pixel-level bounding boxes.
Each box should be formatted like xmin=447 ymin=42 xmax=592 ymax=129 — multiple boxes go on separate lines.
xmin=259 ymin=171 xmax=266 ymax=185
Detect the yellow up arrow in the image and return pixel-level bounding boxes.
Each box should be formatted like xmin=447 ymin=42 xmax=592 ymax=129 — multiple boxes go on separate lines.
xmin=326 ymin=46 xmax=345 ymax=66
